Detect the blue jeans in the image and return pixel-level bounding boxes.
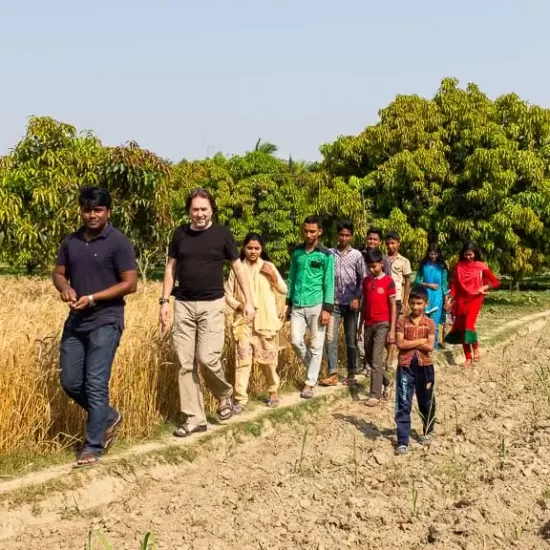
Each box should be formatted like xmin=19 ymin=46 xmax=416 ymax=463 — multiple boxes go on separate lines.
xmin=60 ymin=323 xmax=121 ymax=454
xmin=395 ymin=357 xmax=436 ymax=447
xmin=325 ymin=305 xmax=358 ymax=376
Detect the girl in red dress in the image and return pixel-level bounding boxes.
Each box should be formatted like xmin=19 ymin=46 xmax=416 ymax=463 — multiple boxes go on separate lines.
xmin=444 ymin=242 xmax=500 ymax=367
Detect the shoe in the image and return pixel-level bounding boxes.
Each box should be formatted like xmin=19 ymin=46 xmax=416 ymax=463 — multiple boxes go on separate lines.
xmin=232 ymin=403 xmax=246 ymax=414
xmin=395 ymin=445 xmax=408 ymax=456
xmin=342 ymin=376 xmax=357 ymax=386
xmin=300 ymin=386 xmax=314 ymax=399
xmin=319 ymin=373 xmax=339 ymax=386
xmin=362 ymin=397 xmax=381 ymax=408
xmin=419 ymin=433 xmax=434 ymax=446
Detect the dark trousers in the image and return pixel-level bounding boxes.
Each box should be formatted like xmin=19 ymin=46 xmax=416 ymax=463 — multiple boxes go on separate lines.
xmin=326 ymin=305 xmax=359 ymax=375
xmin=364 ymin=321 xmax=391 ymax=399
xmin=60 ymin=323 xmax=121 ymax=454
xmin=395 ymin=356 xmax=436 ymax=446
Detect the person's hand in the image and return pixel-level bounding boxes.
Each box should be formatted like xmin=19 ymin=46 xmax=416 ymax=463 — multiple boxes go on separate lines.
xmin=357 ymin=327 xmax=363 ymax=341
xmin=71 ymin=295 xmax=92 ymax=311
xmin=386 ymin=331 xmax=396 ymax=344
xmin=478 ymin=285 xmax=490 ymax=296
xmin=243 ymin=302 xmax=256 ymax=323
xmin=260 ymin=263 xmax=277 ymax=285
xmin=159 ymin=303 xmax=171 ymax=330
xmin=428 ymin=283 xmax=439 ymax=290
xmin=60 ymin=287 xmax=77 ymax=304
xmin=285 ymin=306 xmax=292 ymax=321
xmin=350 ymin=298 xmax=360 ymax=311
xmin=444 ymin=299 xmax=452 ymax=312
xmin=320 ymin=310 xmax=331 ymax=326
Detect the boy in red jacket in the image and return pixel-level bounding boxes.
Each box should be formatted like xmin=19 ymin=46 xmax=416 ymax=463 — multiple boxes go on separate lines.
xmin=358 ymin=248 xmax=396 ymax=407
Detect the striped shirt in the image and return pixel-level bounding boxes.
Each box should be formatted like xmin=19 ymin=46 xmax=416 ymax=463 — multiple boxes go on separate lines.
xmin=396 ymin=314 xmax=436 ymax=367
xmin=330 ymin=246 xmax=366 ymax=306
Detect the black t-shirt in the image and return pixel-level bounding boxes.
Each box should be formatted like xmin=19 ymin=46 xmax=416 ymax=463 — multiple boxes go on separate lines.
xmin=168 ymin=223 xmax=239 ymax=301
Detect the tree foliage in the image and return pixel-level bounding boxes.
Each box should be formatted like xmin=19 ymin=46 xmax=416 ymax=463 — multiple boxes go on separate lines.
xmin=1 ymin=78 xmax=550 ymax=280
xmin=322 ymin=78 xmax=550 ymax=277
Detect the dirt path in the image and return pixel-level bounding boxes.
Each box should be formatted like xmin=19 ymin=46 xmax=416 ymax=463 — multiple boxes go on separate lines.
xmin=2 ymin=313 xmax=550 ymax=549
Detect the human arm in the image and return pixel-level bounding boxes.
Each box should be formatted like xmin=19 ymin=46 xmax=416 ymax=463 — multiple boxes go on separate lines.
xmin=231 ymin=259 xmax=256 ymax=322
xmin=285 ymin=251 xmax=297 ymax=317
xmin=387 ymin=296 xmax=396 ymax=343
xmin=52 ymin=240 xmax=77 ymax=303
xmin=480 ymin=267 xmax=500 ymax=293
xmin=159 ymin=257 xmax=177 ymax=328
xmin=402 ymin=259 xmax=412 ymax=314
xmin=442 ymin=268 xmax=449 ymax=296
xmin=395 ymin=316 xmax=426 ymax=350
xmin=261 ymin=262 xmax=287 ymax=295
xmin=351 ymin=253 xmax=366 ymax=311
xmin=417 ymin=319 xmax=436 ymax=352
xmin=319 ymin=253 xmax=335 ymax=326
xmin=224 ymin=269 xmax=241 ymax=310
xmin=71 ymin=237 xmax=138 ymax=310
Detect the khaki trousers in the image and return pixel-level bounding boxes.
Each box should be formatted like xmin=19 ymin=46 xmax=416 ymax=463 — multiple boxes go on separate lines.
xmin=233 ymin=324 xmax=279 ymax=405
xmin=172 ymin=298 xmax=232 ymax=426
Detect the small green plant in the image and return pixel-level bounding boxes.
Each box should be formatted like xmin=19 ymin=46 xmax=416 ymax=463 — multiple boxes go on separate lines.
xmin=411 ymin=482 xmax=419 ymax=518
xmin=294 ymin=425 xmax=309 ymax=474
xmin=353 ymin=434 xmax=358 ymax=487
xmin=87 ymin=531 xmax=156 ymax=549
xmin=500 ymin=436 xmax=508 ymax=460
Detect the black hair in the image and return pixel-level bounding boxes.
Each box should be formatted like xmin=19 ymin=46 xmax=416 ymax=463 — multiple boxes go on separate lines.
xmin=419 ymin=243 xmax=448 ymax=272
xmin=186 ymin=188 xmax=218 ymax=216
xmin=336 ymin=220 xmax=354 ymax=234
xmin=366 ymin=226 xmax=383 ymax=239
xmin=303 ymin=215 xmax=322 ymax=229
xmin=385 ymin=231 xmax=400 ymax=242
xmin=459 ymin=241 xmax=483 ymax=262
xmin=364 ymin=248 xmax=383 ymax=264
xmin=240 ymin=232 xmax=271 ymax=262
xmin=79 ymin=187 xmax=111 ymax=210
xmin=409 ymin=285 xmax=429 ymax=302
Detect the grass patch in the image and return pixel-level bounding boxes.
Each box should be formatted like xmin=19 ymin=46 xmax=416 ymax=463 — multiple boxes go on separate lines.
xmin=0 ymin=449 xmax=74 ymax=479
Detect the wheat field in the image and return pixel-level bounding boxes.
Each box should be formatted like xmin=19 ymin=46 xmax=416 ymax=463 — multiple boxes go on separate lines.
xmin=0 ymin=278 xmax=304 ymax=458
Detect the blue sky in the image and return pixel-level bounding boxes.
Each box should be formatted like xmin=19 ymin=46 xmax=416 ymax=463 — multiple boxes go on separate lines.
xmin=2 ymin=0 xmax=549 ymax=162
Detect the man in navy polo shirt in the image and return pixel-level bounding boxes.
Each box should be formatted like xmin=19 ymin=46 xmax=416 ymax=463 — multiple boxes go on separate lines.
xmin=53 ymin=187 xmax=137 ymax=468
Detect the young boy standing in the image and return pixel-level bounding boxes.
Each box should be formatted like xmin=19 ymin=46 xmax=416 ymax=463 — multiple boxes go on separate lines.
xmin=287 ymin=216 xmax=335 ymax=399
xmin=358 ymin=249 xmax=396 ymax=407
xmin=385 ymin=232 xmax=412 ymax=368
xmin=395 ymin=286 xmax=436 ymax=455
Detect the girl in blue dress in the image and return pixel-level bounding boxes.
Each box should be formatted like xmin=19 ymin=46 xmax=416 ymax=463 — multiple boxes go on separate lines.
xmin=414 ymin=244 xmax=449 ymax=348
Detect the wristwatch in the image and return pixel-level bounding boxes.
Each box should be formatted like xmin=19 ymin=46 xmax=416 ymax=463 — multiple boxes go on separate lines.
xmin=159 ymin=298 xmax=170 ymax=305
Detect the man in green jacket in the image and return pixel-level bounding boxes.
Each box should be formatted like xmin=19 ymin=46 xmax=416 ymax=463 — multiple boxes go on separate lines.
xmin=286 ymin=215 xmax=335 ymax=398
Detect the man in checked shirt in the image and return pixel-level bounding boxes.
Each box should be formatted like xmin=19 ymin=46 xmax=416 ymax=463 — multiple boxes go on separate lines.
xmin=319 ymin=221 xmax=365 ymax=387
xmin=394 ymin=286 xmax=436 ymax=456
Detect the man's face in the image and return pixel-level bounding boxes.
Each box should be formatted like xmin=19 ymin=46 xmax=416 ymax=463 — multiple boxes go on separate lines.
xmin=367 ymin=261 xmax=383 ymax=277
xmin=386 ymin=238 xmax=400 ymax=256
xmin=366 ymin=232 xmax=381 ymax=250
xmin=190 ymin=197 xmax=213 ymax=229
xmin=303 ymin=223 xmax=322 ymax=245
xmin=409 ymin=297 xmax=427 ymax=316
xmin=337 ymin=229 xmax=353 ymax=249
xmin=81 ymin=206 xmax=109 ymax=232
xmin=428 ymin=251 xmax=439 ymax=262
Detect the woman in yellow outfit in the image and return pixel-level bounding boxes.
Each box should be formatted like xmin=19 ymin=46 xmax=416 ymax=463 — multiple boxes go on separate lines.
xmin=225 ymin=233 xmax=287 ymax=413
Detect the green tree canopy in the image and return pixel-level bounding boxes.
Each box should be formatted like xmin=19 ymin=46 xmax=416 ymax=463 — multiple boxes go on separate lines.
xmin=321 ymin=78 xmax=550 ymax=277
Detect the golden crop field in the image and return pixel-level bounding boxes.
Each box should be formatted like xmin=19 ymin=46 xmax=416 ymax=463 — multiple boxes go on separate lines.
xmin=0 ymin=277 xmax=303 ymax=458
